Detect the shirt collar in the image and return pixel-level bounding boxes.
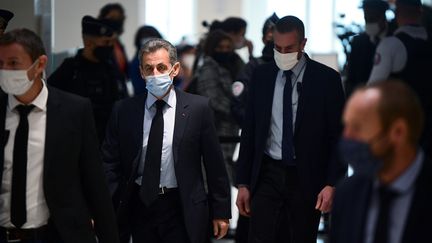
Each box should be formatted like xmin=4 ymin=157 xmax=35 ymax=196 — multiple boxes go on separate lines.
xmin=7 ymin=80 xmax=48 ymax=112
xmin=290 ymin=53 xmax=306 ymax=80
xmin=146 ymin=87 xmax=176 ymax=110
xmin=390 ymin=149 xmax=424 ymax=194
xmin=374 ymin=149 xmax=424 ymax=194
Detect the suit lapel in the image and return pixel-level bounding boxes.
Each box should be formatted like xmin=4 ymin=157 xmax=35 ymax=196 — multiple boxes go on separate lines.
xmin=43 ymin=88 xmax=62 ymax=181
xmin=401 ymin=158 xmax=432 ymax=243
xmin=294 ymin=55 xmax=311 ymax=136
xmin=0 ymin=93 xmax=7 ymax=187
xmin=172 ymin=89 xmax=189 ymax=165
xmin=128 ymin=93 xmax=147 ymax=178
xmin=262 ymin=64 xmax=279 ymax=131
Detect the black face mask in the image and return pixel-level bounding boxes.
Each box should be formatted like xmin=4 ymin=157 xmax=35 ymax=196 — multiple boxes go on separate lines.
xmin=105 ymin=19 xmax=124 ymax=35
xmin=212 ymin=51 xmax=234 ymax=64
xmin=93 ymin=46 xmax=114 ymax=62
xmin=262 ymin=41 xmax=274 ymax=62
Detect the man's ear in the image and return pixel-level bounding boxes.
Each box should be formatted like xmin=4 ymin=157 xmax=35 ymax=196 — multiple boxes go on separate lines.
xmin=171 ymin=62 xmax=181 ymax=77
xmin=389 ymin=118 xmax=409 ymax=145
xmin=36 ymin=55 xmax=48 ymax=78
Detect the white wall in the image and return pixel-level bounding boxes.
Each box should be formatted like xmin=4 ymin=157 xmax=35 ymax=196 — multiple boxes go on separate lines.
xmin=53 ymin=0 xmax=140 ymax=58
xmin=0 ymin=0 xmax=37 ymax=32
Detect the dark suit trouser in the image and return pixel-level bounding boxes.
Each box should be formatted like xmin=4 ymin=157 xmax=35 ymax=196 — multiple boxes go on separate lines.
xmin=0 ymin=221 xmax=62 ymax=243
xmin=249 ymin=156 xmax=321 ymax=243
xmin=129 ymin=185 xmax=190 ymax=243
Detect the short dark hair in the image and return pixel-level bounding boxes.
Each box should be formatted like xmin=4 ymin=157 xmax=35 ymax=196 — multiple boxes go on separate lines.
xmin=138 ymin=38 xmax=177 ymax=66
xmin=209 ymin=17 xmax=247 ymax=34
xmin=275 ymin=15 xmax=305 ymax=42
xmin=369 ymin=80 xmax=424 ymax=145
xmin=203 ymin=29 xmax=232 ymax=57
xmin=134 ymin=25 xmax=162 ymax=50
xmin=98 ymin=3 xmax=125 ymax=19
xmin=0 ymin=28 xmax=46 ymax=62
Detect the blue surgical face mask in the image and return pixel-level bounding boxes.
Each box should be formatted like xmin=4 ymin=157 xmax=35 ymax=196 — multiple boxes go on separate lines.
xmin=144 ymin=66 xmax=175 ymax=98
xmin=338 ymin=138 xmax=383 ymax=177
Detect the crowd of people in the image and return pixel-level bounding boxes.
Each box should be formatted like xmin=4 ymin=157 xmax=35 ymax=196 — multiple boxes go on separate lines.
xmin=0 ymin=0 xmax=431 ymax=242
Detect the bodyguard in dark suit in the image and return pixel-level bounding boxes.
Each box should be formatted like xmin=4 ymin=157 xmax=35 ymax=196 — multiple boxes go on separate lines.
xmin=102 ymin=38 xmax=231 ymax=243
xmin=0 ymin=29 xmax=119 ymax=243
xmin=331 ymin=81 xmax=431 ymax=243
xmin=235 ymin=16 xmax=346 ymax=243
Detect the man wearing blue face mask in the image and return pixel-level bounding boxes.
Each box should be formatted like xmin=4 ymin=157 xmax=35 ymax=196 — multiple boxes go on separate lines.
xmin=331 ymin=81 xmax=431 ymax=243
xmin=102 ymin=38 xmax=231 ymax=243
xmin=235 ymin=15 xmax=346 ymax=242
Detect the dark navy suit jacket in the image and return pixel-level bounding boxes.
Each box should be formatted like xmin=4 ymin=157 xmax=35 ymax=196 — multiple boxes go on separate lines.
xmin=0 ymin=88 xmax=119 ymax=243
xmin=101 ymin=88 xmax=231 ymax=243
xmin=330 ymin=156 xmax=432 ymax=243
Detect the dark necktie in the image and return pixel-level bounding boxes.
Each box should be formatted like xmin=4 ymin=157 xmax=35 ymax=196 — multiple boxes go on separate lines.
xmin=140 ymin=100 xmax=165 ymax=206
xmin=373 ymin=186 xmax=398 ymax=243
xmin=11 ymin=104 xmax=35 ymax=228
xmin=282 ymin=70 xmax=295 ymax=165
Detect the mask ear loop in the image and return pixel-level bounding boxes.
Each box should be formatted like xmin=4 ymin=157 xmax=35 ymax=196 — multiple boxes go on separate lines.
xmin=27 ymin=57 xmax=41 ymax=81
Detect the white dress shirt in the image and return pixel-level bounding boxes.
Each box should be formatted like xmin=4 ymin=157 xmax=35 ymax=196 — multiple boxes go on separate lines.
xmin=0 ymin=83 xmax=50 ymax=228
xmin=265 ymin=54 xmax=306 ymax=160
xmin=135 ymin=88 xmax=178 ymax=188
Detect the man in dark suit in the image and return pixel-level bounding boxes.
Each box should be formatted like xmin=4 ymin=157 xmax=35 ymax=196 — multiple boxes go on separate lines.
xmin=0 ymin=29 xmax=119 ymax=243
xmin=102 ymin=38 xmax=231 ymax=243
xmin=331 ymin=81 xmax=431 ymax=243
xmin=235 ymin=16 xmax=346 ymax=243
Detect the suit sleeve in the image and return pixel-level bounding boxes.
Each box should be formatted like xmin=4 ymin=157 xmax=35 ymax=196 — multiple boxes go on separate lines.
xmin=101 ymin=101 xmax=122 ymax=204
xmin=79 ymin=99 xmax=120 ymax=243
xmin=235 ymin=68 xmax=258 ymax=186
xmin=325 ymin=71 xmax=347 ymax=186
xmin=200 ymin=99 xmax=232 ymax=219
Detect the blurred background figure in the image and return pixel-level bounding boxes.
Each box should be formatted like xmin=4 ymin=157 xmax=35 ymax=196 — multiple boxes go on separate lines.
xmin=0 ymin=9 xmax=13 ymax=36
xmin=98 ymin=3 xmax=128 ymax=77
xmin=331 ymin=81 xmax=430 ymax=243
xmin=344 ymin=0 xmax=393 ymax=97
xmin=212 ymin=17 xmax=254 ymax=61
xmin=193 ymin=29 xmax=241 ymax=184
xmin=188 ymin=16 xmax=251 ymax=93
xmin=233 ymin=12 xmax=279 ymax=126
xmin=174 ymin=43 xmax=196 ymax=90
xmin=368 ymin=0 xmax=432 ymax=157
xmin=129 ymin=25 xmax=163 ymax=95
xmin=48 ymin=16 xmax=127 ymax=144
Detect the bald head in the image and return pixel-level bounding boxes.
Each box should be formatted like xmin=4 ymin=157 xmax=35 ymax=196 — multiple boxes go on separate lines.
xmin=344 ymin=81 xmax=424 ymax=145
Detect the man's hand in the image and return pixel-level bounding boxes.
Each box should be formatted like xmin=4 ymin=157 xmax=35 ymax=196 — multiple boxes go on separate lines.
xmin=315 ymin=185 xmax=335 ymax=213
xmin=236 ymin=186 xmax=251 ymax=217
xmin=212 ymin=219 xmax=229 ymax=239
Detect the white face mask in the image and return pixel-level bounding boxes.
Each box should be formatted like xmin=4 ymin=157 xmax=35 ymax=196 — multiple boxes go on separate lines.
xmin=144 ymin=66 xmax=175 ymax=98
xmin=0 ymin=59 xmax=39 ymax=96
xmin=181 ymin=54 xmax=195 ymax=70
xmin=365 ymin=22 xmax=380 ymax=39
xmin=274 ymin=49 xmax=299 ymax=71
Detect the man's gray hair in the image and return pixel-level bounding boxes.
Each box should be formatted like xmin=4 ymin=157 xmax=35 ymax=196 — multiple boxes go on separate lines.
xmin=138 ymin=38 xmax=178 ymax=66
